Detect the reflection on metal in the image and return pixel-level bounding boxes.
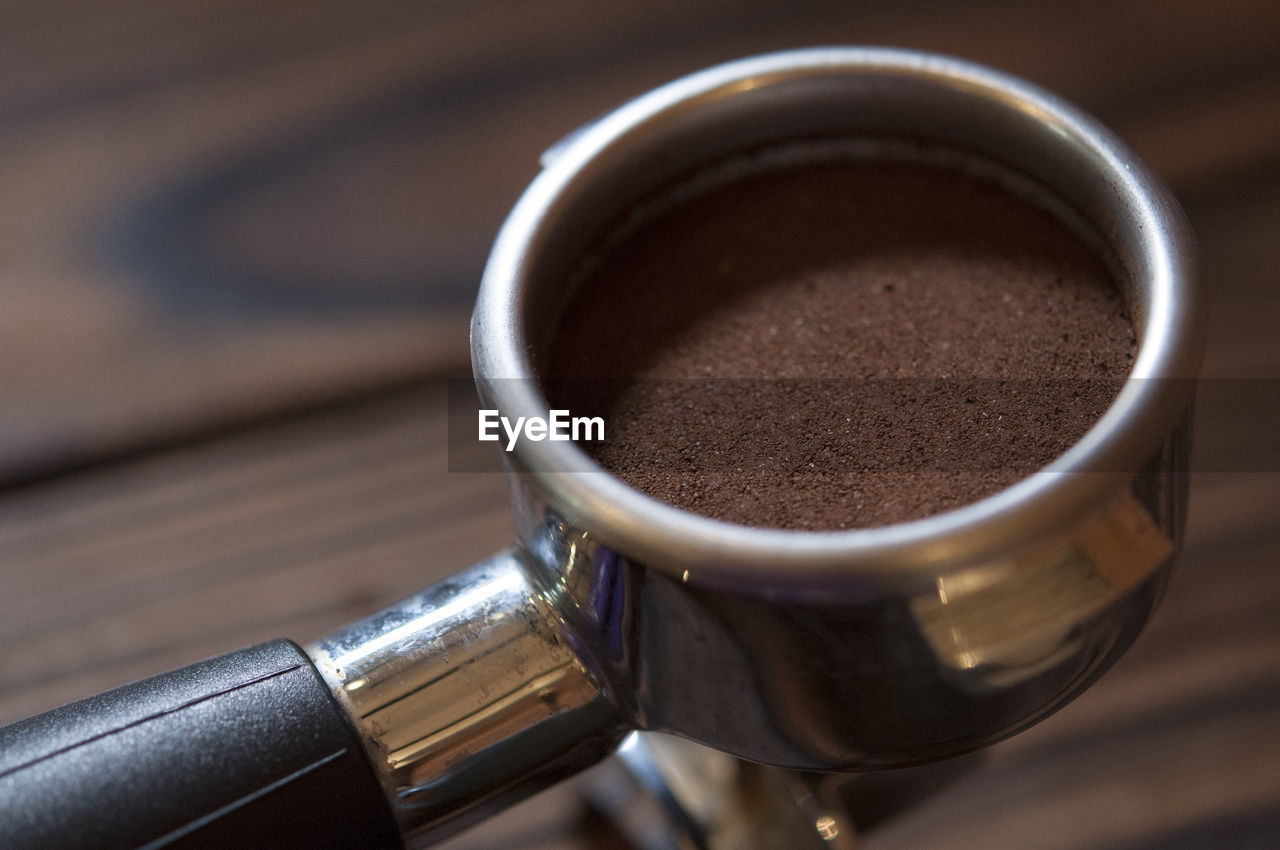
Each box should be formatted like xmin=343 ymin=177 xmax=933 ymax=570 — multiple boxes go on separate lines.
xmin=308 ymin=552 xmax=623 ymax=847
xmin=910 ymin=490 xmax=1175 ymax=690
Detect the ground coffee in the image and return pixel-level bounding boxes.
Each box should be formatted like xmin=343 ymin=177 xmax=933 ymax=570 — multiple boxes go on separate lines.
xmin=544 ymin=147 xmax=1136 ymax=529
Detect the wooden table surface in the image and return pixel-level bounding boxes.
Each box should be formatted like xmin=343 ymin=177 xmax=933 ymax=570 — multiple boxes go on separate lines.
xmin=2 ymin=2 xmax=1278 ymax=847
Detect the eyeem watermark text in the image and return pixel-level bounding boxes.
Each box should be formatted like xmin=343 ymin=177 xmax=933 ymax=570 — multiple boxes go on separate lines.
xmin=478 ymin=409 xmax=604 ymax=451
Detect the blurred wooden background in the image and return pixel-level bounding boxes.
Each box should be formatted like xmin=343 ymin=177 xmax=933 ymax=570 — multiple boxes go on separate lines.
xmin=1 ymin=1 xmax=1278 ymax=847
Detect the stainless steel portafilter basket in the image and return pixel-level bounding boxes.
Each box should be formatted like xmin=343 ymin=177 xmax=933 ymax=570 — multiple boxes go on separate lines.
xmin=0 ymin=47 xmax=1202 ymax=850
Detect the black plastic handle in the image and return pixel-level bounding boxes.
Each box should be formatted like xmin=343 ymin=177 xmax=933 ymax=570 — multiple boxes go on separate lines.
xmin=0 ymin=640 xmax=403 ymax=849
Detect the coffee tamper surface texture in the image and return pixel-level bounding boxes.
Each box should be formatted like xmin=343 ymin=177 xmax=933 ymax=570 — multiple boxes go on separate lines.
xmin=547 ymin=156 xmax=1136 ymax=530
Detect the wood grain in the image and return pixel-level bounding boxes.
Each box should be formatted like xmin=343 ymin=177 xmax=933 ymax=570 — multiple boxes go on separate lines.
xmin=2 ymin=1 xmax=1278 ymax=847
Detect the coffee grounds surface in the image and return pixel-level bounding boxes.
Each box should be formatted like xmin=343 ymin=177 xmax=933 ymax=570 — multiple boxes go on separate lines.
xmin=544 ymin=155 xmax=1136 ymax=529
